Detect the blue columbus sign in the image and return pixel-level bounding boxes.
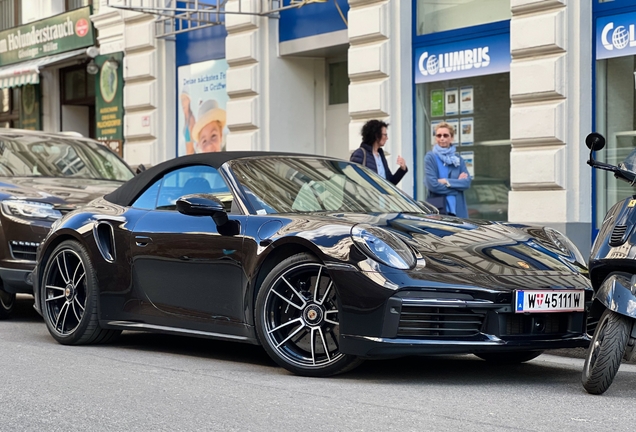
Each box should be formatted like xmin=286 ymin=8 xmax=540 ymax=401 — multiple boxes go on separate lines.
xmin=414 ymin=33 xmax=510 ymax=84
xmin=596 ymin=11 xmax=636 ymax=60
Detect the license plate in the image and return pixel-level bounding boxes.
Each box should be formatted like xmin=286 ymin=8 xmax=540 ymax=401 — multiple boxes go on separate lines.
xmin=515 ymin=290 xmax=585 ymax=313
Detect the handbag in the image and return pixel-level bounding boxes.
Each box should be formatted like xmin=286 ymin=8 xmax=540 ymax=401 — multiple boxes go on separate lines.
xmin=426 ymin=195 xmax=448 ymax=215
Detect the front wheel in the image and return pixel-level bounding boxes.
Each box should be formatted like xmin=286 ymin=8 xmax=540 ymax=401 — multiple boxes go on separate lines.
xmin=474 ymin=350 xmax=543 ymax=364
xmin=255 ymin=253 xmax=362 ymax=377
xmin=0 ymin=288 xmax=15 ymax=320
xmin=582 ymin=309 xmax=632 ymax=395
xmin=40 ymin=240 xmax=121 ymax=345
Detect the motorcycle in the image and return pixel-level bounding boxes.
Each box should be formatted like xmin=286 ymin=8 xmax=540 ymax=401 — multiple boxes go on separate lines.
xmin=582 ymin=132 xmax=636 ymax=394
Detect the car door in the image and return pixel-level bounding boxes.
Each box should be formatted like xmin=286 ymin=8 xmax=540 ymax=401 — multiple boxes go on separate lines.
xmin=129 ymin=165 xmax=248 ymax=330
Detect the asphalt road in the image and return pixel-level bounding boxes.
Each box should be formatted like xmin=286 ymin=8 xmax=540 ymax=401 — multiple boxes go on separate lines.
xmin=3 ymin=295 xmax=636 ymax=432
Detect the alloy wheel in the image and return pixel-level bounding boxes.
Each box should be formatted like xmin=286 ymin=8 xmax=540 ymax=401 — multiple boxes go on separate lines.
xmin=263 ymin=262 xmax=344 ymax=368
xmin=43 ymin=248 xmax=87 ymax=336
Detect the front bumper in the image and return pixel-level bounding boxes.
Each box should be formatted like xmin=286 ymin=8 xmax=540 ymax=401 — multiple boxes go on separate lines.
xmin=328 ymin=265 xmax=593 ymax=358
xmin=341 ymin=333 xmax=591 ymax=358
xmin=0 ymin=266 xmax=33 ymax=294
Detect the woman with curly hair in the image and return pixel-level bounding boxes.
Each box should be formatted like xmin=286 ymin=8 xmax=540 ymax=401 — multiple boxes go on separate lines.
xmin=349 ymin=119 xmax=408 ymax=185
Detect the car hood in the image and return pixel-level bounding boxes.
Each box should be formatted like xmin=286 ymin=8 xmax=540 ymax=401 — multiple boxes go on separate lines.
xmin=319 ymin=212 xmax=587 ymax=276
xmin=0 ymin=176 xmax=126 ymax=208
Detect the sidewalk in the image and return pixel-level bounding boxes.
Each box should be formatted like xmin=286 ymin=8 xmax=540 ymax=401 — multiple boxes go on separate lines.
xmin=551 ymin=347 xmax=636 ymax=364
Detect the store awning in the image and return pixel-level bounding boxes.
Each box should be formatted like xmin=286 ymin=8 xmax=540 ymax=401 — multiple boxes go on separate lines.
xmin=0 ymin=48 xmax=87 ymax=89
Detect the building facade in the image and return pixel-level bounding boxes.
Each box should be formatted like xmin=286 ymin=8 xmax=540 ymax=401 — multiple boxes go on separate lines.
xmin=4 ymin=0 xmax=630 ymax=255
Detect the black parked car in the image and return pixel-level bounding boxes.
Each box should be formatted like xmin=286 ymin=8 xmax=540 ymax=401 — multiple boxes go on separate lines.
xmin=0 ymin=129 xmax=134 ymax=319
xmin=33 ymin=152 xmax=592 ymax=376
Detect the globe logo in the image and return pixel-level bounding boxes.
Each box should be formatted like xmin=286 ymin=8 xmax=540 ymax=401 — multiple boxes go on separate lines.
xmin=612 ymin=26 xmax=630 ymax=50
xmin=426 ymin=55 xmax=439 ymax=75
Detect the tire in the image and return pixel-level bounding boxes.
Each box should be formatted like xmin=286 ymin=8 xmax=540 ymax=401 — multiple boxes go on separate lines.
xmin=582 ymin=309 xmax=631 ymax=395
xmin=0 ymin=288 xmax=15 ymax=320
xmin=255 ymin=252 xmax=362 ymax=377
xmin=474 ymin=350 xmax=543 ymax=364
xmin=40 ymin=240 xmax=121 ymax=345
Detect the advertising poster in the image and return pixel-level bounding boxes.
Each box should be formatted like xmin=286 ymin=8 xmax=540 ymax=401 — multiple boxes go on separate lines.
xmin=431 ymin=120 xmax=443 ymax=144
xmin=445 ymin=88 xmax=458 ymax=115
xmin=460 ymin=117 xmax=474 ymax=146
xmin=177 ymin=59 xmax=229 ymax=156
xmin=95 ymin=52 xmax=124 ymax=156
xmin=446 ymin=119 xmax=459 ymax=145
xmin=460 ymin=86 xmax=474 ymax=114
xmin=460 ymin=151 xmax=475 ymax=178
xmin=431 ymin=89 xmax=444 ymax=117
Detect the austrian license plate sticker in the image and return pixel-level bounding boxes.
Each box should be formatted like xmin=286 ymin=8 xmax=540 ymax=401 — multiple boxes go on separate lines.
xmin=515 ymin=290 xmax=585 ymax=313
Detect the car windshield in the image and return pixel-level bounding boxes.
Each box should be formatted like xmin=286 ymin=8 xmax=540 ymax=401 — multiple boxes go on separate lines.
xmin=620 ymin=148 xmax=636 ymax=174
xmin=0 ymin=135 xmax=133 ymax=181
xmin=229 ymin=157 xmax=425 ymax=214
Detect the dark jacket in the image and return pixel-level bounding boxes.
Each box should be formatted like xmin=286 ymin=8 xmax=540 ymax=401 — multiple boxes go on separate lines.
xmin=350 ymin=143 xmax=407 ymax=186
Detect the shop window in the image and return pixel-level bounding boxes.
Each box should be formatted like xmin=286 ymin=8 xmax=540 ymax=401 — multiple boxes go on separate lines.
xmin=66 ymin=0 xmax=92 ymax=11
xmin=415 ymin=73 xmax=510 ymax=221
xmin=328 ymin=61 xmax=349 ymax=105
xmin=0 ymin=88 xmax=20 ymax=128
xmin=595 ymin=55 xmax=636 ymax=228
xmin=62 ymin=66 xmax=95 ymax=103
xmin=0 ymin=0 xmax=19 ymax=31
xmin=416 ymin=0 xmax=511 ymax=36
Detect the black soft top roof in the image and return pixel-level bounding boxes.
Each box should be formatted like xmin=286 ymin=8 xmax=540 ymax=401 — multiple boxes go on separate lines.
xmin=104 ymin=151 xmax=335 ymax=206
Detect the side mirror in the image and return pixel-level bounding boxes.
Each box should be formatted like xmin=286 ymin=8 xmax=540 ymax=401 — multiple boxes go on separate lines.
xmin=176 ymin=194 xmax=239 ymax=235
xmin=135 ymin=164 xmax=146 ymax=175
xmin=585 ymin=133 xmax=606 ymax=151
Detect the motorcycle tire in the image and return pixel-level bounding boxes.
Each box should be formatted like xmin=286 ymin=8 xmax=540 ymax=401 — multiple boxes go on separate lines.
xmin=582 ymin=309 xmax=632 ymax=395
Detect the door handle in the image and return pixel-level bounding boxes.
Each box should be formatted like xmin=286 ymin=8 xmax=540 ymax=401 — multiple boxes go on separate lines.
xmin=135 ymin=236 xmax=152 ymax=247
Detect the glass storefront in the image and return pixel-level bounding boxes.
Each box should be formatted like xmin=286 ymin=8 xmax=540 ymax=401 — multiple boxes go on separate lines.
xmin=415 ymin=73 xmax=510 ymax=220
xmin=416 ymin=0 xmax=511 ymax=35
xmin=594 ymin=56 xmax=636 ymax=228
xmin=593 ymin=3 xmax=636 ymax=230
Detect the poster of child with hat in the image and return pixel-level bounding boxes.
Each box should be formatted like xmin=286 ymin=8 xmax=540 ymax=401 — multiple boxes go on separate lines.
xmin=177 ymin=59 xmax=229 ymax=156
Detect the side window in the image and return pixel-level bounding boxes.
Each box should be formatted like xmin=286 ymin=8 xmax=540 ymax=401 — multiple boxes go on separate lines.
xmin=155 ymin=165 xmax=231 ymax=211
xmin=132 ymin=180 xmax=161 ymax=210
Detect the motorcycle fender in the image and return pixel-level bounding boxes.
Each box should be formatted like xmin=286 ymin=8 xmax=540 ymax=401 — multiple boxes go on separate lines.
xmin=594 ymin=273 xmax=636 ymax=319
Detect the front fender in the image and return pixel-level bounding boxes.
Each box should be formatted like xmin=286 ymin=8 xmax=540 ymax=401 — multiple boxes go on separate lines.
xmin=594 ymin=273 xmax=636 ymax=318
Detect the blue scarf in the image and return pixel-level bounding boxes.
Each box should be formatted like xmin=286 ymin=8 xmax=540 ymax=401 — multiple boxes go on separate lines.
xmin=432 ymin=144 xmax=460 ymax=167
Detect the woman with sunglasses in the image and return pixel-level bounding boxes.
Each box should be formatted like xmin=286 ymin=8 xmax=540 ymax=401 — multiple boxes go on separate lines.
xmin=425 ymin=122 xmax=471 ymax=217
xmin=350 ymin=119 xmax=408 ymax=185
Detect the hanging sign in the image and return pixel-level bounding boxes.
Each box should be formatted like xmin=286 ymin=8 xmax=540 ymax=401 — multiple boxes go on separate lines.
xmin=0 ymin=7 xmax=94 ymax=67
xmin=596 ymin=11 xmax=636 ymax=60
xmin=414 ymin=33 xmax=510 ymax=84
xmin=19 ymin=83 xmax=41 ymax=130
xmin=95 ymin=52 xmax=124 ymax=156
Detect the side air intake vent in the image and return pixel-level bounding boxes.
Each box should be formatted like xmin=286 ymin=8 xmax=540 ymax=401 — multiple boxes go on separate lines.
xmin=609 ymin=225 xmax=628 ymax=247
xmin=94 ymin=222 xmax=115 ymax=262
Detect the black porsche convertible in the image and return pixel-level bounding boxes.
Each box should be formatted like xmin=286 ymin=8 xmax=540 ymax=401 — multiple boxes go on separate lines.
xmin=32 ymin=152 xmax=592 ymax=376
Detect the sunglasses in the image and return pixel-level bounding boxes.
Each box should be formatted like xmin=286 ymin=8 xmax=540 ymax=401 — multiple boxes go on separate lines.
xmin=435 ymin=133 xmax=451 ymax=138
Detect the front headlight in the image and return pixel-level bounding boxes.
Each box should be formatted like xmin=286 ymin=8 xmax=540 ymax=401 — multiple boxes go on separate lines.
xmin=545 ymin=227 xmax=586 ymax=264
xmin=351 ymin=224 xmax=416 ymax=270
xmin=1 ymin=200 xmax=62 ymax=221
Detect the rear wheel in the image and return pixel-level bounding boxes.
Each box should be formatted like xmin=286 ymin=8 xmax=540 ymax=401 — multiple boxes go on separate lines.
xmin=40 ymin=240 xmax=121 ymax=345
xmin=474 ymin=350 xmax=543 ymax=364
xmin=582 ymin=309 xmax=631 ymax=395
xmin=0 ymin=289 xmax=15 ymax=320
xmin=255 ymin=253 xmax=362 ymax=377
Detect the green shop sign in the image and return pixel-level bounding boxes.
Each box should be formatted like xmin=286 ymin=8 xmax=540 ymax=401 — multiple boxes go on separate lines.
xmin=0 ymin=7 xmax=94 ymax=67
xmin=95 ymin=52 xmax=124 ymax=156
